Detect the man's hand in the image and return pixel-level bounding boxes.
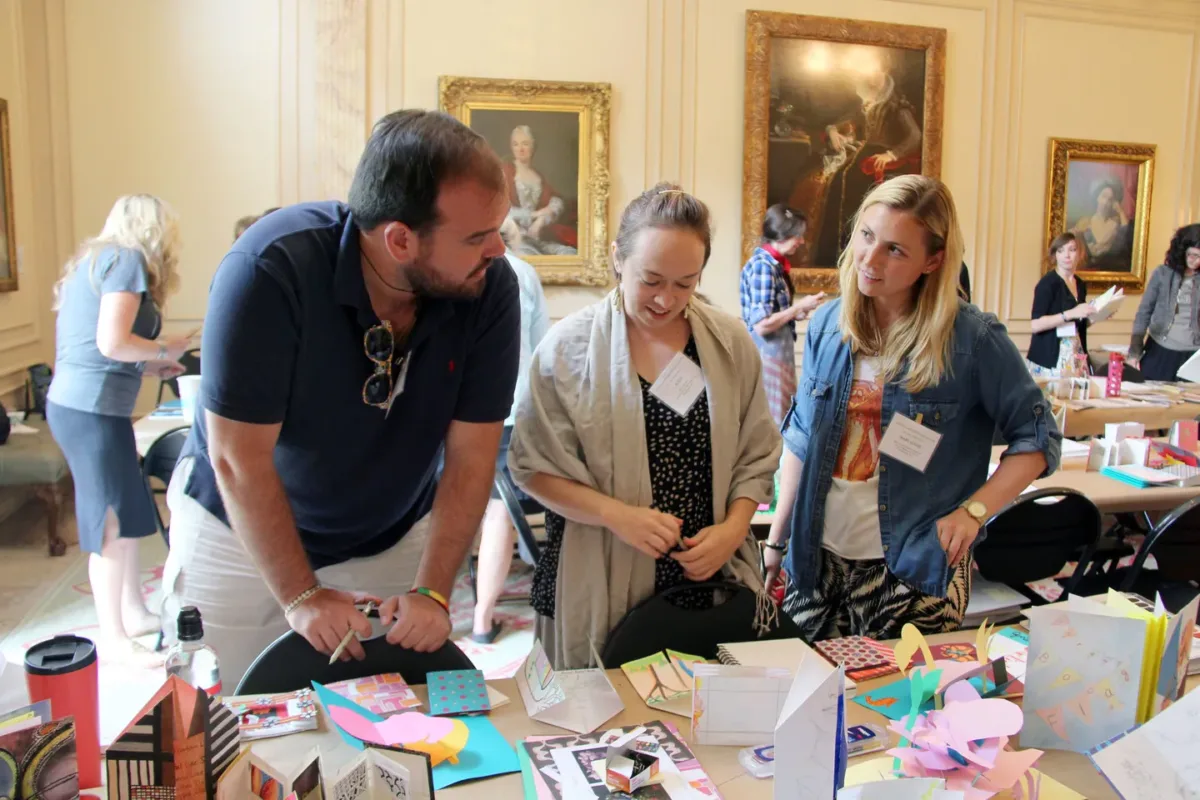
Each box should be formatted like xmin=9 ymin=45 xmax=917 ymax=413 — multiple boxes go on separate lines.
xmin=285 ymin=588 xmax=381 ymax=660
xmin=670 ymin=520 xmax=748 ymax=581
xmin=379 ymin=593 xmax=452 ymax=652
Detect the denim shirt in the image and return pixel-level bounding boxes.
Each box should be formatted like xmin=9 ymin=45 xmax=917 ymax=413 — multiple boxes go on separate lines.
xmin=781 ymin=299 xmax=1062 ymax=597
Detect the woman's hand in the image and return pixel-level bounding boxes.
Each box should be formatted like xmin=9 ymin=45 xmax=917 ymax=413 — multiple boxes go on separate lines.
xmin=935 ymin=507 xmax=981 ymax=566
xmin=163 ymin=329 xmax=199 ymax=360
xmin=762 ymin=544 xmax=785 ymax=593
xmin=791 ymin=292 xmax=827 ymax=320
xmin=670 ymin=520 xmax=748 ymax=581
xmin=147 ymin=360 xmax=186 ymax=379
xmin=1065 ymin=302 xmax=1094 ymax=321
xmin=606 ymin=504 xmax=682 ymax=559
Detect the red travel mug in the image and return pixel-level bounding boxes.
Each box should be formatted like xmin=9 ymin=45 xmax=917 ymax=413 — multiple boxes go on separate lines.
xmin=24 ymin=635 xmax=100 ymax=791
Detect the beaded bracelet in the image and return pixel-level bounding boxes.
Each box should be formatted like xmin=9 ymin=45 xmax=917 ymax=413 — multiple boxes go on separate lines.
xmin=408 ymin=586 xmax=450 ymax=614
xmin=283 ymin=584 xmax=322 ymax=615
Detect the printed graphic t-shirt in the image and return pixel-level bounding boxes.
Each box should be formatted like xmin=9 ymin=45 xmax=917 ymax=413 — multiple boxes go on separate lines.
xmin=821 ymin=356 xmax=885 ymax=560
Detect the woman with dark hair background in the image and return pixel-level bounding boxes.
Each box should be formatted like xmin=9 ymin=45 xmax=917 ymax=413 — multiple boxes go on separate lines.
xmin=1130 ymin=224 xmax=1200 ymax=380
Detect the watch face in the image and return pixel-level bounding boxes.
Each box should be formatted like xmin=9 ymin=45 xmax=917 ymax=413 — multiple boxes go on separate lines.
xmin=968 ymin=501 xmax=987 ymax=520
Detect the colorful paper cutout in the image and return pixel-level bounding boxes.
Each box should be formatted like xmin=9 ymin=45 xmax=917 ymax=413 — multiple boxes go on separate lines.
xmin=326 ymin=672 xmax=422 ymax=715
xmin=619 ymin=649 xmax=704 ymax=717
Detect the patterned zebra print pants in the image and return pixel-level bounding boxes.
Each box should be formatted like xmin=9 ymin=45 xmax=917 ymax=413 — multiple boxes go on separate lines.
xmin=781 ymin=549 xmax=972 ymax=641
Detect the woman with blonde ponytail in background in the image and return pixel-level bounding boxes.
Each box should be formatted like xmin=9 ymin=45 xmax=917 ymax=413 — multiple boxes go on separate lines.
xmin=47 ymin=194 xmax=195 ymax=666
xmin=764 ymin=175 xmax=1061 ymax=640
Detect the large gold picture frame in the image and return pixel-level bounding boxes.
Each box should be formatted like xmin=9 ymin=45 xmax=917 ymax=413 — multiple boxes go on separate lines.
xmin=0 ymin=98 xmax=17 ymax=293
xmin=1044 ymin=137 xmax=1155 ymax=292
xmin=440 ymin=76 xmax=612 ymax=287
xmin=742 ymin=12 xmax=946 ymax=295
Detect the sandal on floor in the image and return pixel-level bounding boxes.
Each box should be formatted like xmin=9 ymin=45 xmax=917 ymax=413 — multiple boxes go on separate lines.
xmin=99 ymin=638 xmax=166 ymax=669
xmin=470 ymin=621 xmax=503 ymax=645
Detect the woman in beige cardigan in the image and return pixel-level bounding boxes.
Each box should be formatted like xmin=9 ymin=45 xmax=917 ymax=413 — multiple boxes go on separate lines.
xmin=508 ymin=184 xmax=782 ymax=669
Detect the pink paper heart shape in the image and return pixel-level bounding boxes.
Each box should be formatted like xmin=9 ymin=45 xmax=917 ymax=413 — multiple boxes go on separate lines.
xmin=329 ymin=706 xmax=455 ymax=746
xmin=941 ymin=698 xmax=1024 ymax=742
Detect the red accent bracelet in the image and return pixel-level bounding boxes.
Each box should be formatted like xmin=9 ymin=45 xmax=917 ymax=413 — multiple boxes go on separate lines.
xmin=408 ymin=587 xmax=450 ymax=614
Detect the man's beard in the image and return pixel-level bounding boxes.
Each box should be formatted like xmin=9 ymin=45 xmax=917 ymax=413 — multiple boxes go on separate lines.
xmin=400 ymin=255 xmax=492 ymax=300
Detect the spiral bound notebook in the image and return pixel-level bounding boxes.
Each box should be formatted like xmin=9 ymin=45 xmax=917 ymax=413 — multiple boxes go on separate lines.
xmin=716 ymin=638 xmax=857 ymax=696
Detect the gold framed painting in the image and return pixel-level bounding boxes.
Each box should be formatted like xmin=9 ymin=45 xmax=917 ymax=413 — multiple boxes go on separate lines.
xmin=0 ymin=98 xmax=16 ymax=292
xmin=742 ymin=11 xmax=947 ymax=295
xmin=1043 ymin=137 xmax=1155 ymax=292
xmin=439 ymin=76 xmax=612 ymax=287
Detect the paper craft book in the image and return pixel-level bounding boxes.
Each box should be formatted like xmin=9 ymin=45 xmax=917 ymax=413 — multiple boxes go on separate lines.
xmin=106 ymin=676 xmax=240 ymax=800
xmin=326 ymin=673 xmax=422 ymax=716
xmin=223 ymin=688 xmax=318 ymax=740
xmin=619 ymin=649 xmax=705 ymax=718
xmin=517 ymin=719 xmax=721 ymax=800
xmin=1089 ymin=685 xmax=1200 ymax=800
xmin=514 ymin=638 xmax=623 ymax=734
xmin=716 ymin=637 xmax=858 ymax=696
xmin=1021 ymin=592 xmax=1199 ymax=753
xmin=216 ymin=749 xmax=324 ymax=800
xmin=327 ymin=746 xmax=434 ymax=800
xmin=815 ymin=636 xmax=898 ymax=682
xmin=0 ymin=703 xmax=77 ymax=800
xmin=426 ymin=670 xmax=491 ymax=716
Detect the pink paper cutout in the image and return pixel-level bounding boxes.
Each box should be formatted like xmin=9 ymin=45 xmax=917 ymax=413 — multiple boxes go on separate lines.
xmin=1065 ymin=689 xmax=1093 ymax=724
xmin=942 ymin=698 xmax=1024 ymax=741
xmin=328 ymin=706 xmax=456 ymax=746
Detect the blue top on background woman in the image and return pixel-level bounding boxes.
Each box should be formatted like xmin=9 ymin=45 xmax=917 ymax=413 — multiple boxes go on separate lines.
xmin=764 ymin=175 xmax=1060 ymax=642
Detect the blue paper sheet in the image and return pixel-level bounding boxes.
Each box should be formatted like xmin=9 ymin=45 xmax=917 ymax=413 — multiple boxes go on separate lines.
xmin=432 ymin=715 xmax=520 ymax=790
xmin=312 ymin=680 xmax=385 ymax=750
xmin=852 ymin=673 xmax=996 ymax=721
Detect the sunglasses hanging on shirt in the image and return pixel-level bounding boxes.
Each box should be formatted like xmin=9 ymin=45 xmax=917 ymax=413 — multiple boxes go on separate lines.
xmin=362 ymin=320 xmax=411 ymax=408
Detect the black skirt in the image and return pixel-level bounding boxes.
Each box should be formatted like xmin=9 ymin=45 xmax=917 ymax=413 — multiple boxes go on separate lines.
xmin=1140 ymin=338 xmax=1197 ymax=382
xmin=46 ymin=402 xmax=158 ymax=554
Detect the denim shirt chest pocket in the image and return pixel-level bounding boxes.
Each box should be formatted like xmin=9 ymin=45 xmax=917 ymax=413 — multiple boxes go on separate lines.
xmin=801 ymin=375 xmax=835 ymax=428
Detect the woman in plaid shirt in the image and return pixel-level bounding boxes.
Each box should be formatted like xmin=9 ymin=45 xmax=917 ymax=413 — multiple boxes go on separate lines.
xmin=740 ymin=204 xmax=826 ymax=426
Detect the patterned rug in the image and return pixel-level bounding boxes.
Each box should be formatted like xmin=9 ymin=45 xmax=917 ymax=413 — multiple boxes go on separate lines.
xmin=0 ymin=539 xmax=536 ymax=745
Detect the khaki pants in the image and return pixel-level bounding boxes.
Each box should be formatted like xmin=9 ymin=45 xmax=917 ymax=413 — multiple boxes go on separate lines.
xmin=161 ymin=458 xmax=429 ymax=690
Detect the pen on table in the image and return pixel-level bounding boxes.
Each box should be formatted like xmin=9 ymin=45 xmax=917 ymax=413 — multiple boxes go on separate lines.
xmin=328 ymin=601 xmax=375 ymax=665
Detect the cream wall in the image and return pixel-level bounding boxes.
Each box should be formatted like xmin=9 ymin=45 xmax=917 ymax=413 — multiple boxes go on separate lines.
xmin=5 ymin=0 xmax=1200 ymax=399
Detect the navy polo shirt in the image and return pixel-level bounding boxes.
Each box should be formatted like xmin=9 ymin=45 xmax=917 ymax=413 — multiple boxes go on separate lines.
xmin=180 ymin=201 xmax=520 ymax=569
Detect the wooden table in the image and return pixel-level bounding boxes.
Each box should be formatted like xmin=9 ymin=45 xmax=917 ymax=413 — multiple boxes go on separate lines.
xmin=244 ymin=630 xmax=1181 ymax=799
xmin=1053 ymin=397 xmax=1200 ymax=438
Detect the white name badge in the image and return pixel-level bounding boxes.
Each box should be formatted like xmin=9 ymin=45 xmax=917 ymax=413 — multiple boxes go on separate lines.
xmin=649 ymin=351 xmax=706 ymax=417
xmin=878 ymin=412 xmax=942 ymax=473
xmin=1056 ymin=322 xmax=1077 ymax=338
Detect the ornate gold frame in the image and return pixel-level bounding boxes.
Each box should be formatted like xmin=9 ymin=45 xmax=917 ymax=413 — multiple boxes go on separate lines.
xmin=0 ymin=99 xmax=17 ymax=293
xmin=439 ymin=76 xmax=612 ymax=287
xmin=742 ymin=12 xmax=946 ymax=295
xmin=1043 ymin=137 xmax=1155 ymax=293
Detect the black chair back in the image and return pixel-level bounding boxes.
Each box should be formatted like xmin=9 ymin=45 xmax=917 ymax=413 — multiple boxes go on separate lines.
xmin=236 ymin=614 xmax=475 ymax=695
xmin=600 ymin=581 xmax=804 ymax=667
xmin=974 ymin=489 xmax=1104 ymax=597
xmin=141 ymin=427 xmax=190 ymax=544
xmin=1119 ymin=496 xmax=1200 ymax=614
xmin=494 ymin=468 xmax=542 ymax=567
xmin=157 ymin=348 xmax=202 ymax=405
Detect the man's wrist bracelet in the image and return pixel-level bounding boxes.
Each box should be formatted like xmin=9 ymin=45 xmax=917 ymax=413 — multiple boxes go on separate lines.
xmin=283 ymin=584 xmax=322 ymax=614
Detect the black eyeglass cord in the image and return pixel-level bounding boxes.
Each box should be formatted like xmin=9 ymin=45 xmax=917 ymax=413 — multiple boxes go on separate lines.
xmin=363 ymin=250 xmax=417 ymax=294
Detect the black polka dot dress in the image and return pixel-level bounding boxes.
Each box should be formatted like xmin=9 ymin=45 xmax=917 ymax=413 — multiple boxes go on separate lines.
xmin=531 ymin=337 xmax=716 ymax=618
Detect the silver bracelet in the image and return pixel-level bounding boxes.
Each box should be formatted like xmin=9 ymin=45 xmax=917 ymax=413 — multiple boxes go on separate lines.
xmin=283 ymin=584 xmax=322 ymax=615
xmin=157 ymin=343 xmax=168 ymax=361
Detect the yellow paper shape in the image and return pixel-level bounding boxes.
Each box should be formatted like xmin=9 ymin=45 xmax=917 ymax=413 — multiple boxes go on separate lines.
xmin=894 ymin=624 xmax=936 ymax=676
xmin=1104 ymin=589 xmax=1167 ymax=723
xmin=976 ymin=619 xmax=995 ymax=666
xmin=1049 ymin=667 xmax=1083 ymax=689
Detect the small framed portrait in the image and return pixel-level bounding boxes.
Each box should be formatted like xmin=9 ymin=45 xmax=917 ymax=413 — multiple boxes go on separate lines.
xmin=1044 ymin=137 xmax=1156 ymax=291
xmin=0 ymin=98 xmax=17 ymax=292
xmin=742 ymin=11 xmax=947 ymax=295
xmin=440 ymin=76 xmax=612 ymax=286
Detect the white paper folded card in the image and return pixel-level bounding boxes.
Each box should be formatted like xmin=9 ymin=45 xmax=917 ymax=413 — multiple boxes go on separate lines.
xmin=514 ymin=638 xmax=624 ymax=734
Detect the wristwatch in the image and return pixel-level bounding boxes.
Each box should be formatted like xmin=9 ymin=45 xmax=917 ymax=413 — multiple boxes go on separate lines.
xmin=960 ymin=500 xmax=988 ymax=525
xmin=156 ymin=343 xmax=168 ymax=361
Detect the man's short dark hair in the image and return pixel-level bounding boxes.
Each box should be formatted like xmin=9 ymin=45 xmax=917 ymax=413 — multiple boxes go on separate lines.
xmin=348 ymin=110 xmax=503 ymax=232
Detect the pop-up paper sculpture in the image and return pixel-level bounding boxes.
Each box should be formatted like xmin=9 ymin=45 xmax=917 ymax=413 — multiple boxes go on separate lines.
xmin=619 ymin=649 xmax=705 ymax=718
xmin=222 ymin=688 xmax=318 ymax=741
xmin=603 ymin=737 xmax=660 ymax=793
xmin=326 ymin=746 xmax=434 ymax=800
xmin=105 ymin=675 xmax=240 ymax=800
xmin=216 ymin=748 xmax=323 ymax=799
xmin=863 ymin=624 xmax=1046 ymax=800
xmin=514 ymin=638 xmax=623 ymax=734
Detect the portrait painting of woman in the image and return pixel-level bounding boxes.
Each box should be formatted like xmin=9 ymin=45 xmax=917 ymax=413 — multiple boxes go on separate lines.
xmin=1067 ymin=162 xmax=1138 ymax=273
xmin=468 ymin=109 xmax=581 ymax=258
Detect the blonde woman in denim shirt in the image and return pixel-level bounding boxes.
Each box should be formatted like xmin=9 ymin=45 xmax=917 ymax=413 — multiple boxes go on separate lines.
xmin=763 ymin=175 xmax=1061 ymax=639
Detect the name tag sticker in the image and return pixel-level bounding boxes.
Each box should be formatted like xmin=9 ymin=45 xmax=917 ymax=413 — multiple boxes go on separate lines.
xmin=1056 ymin=322 xmax=1077 ymax=338
xmin=649 ymin=352 xmax=706 ymax=417
xmin=878 ymin=412 xmax=942 ymax=473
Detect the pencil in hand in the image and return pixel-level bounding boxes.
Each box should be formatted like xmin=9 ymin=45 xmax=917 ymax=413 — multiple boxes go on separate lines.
xmin=328 ymin=601 xmax=375 ymax=665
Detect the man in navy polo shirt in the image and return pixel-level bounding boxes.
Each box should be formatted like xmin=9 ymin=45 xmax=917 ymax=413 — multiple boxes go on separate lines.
xmin=161 ymin=110 xmax=520 ymax=686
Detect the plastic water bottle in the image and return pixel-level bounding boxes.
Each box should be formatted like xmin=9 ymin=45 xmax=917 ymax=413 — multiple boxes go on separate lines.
xmin=165 ymin=606 xmax=222 ymax=697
